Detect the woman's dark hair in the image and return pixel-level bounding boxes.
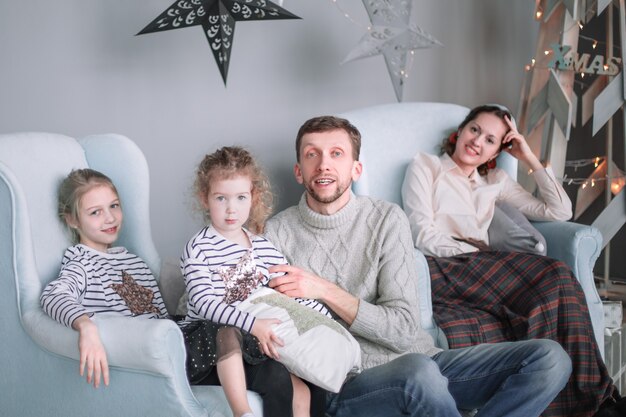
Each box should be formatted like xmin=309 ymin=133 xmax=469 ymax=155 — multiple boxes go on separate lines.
xmin=441 ymin=105 xmax=512 ymax=176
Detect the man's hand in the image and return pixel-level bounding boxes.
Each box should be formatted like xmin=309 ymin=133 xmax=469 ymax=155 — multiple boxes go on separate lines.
xmin=72 ymin=315 xmax=110 ymax=388
xmin=268 ymin=264 xmax=328 ymax=300
xmin=268 ymin=264 xmax=360 ymax=325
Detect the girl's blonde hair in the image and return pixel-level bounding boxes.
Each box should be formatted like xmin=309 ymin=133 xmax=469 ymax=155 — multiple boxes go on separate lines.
xmin=195 ymin=146 xmax=273 ymax=234
xmin=58 ymin=168 xmax=119 ymax=243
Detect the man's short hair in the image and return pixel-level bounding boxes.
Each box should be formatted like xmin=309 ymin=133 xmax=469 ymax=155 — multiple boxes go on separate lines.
xmin=295 ymin=116 xmax=362 ymax=162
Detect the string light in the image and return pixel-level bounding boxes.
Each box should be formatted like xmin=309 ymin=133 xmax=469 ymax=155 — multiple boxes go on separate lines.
xmin=565 ymin=156 xmax=606 ymax=169
xmin=534 ymin=0 xmax=543 ymax=20
xmin=559 ymin=156 xmax=626 ymax=195
xmin=329 ymin=0 xmax=370 ymax=30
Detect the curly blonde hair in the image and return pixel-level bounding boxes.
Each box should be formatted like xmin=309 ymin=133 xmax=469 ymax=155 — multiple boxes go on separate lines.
xmin=195 ymin=146 xmax=273 ymax=234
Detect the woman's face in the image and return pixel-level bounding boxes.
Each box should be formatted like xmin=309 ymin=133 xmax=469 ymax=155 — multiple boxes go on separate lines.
xmin=451 ymin=112 xmax=507 ymax=176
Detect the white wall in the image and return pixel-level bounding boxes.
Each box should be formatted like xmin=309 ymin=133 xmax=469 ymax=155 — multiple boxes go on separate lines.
xmin=0 ymin=0 xmax=537 ymax=261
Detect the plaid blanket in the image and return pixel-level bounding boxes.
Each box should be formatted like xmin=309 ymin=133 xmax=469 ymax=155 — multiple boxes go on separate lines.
xmin=428 ymin=251 xmax=613 ymax=417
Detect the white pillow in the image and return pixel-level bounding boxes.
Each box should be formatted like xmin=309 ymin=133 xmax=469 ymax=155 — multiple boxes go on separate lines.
xmin=237 ymin=287 xmax=361 ymax=393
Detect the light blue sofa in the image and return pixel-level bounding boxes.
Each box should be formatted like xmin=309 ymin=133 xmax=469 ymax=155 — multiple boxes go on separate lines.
xmin=0 ymin=132 xmax=262 ymax=417
xmin=340 ymin=102 xmax=605 ymax=356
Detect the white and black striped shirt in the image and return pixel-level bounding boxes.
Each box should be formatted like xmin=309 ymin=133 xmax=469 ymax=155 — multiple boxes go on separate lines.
xmin=41 ymin=244 xmax=167 ymax=327
xmin=181 ymin=226 xmax=329 ymax=333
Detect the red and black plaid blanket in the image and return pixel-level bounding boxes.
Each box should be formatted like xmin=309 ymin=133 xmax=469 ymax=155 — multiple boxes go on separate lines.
xmin=427 ymin=251 xmax=613 ymax=417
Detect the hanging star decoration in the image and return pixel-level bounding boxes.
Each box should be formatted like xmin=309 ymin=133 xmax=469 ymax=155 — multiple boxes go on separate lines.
xmin=341 ymin=0 xmax=442 ymax=101
xmin=109 ymin=271 xmax=160 ymax=315
xmin=137 ymin=0 xmax=300 ymax=84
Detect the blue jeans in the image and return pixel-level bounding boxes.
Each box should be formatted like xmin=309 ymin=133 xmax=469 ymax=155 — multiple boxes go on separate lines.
xmin=326 ymin=339 xmax=572 ymax=417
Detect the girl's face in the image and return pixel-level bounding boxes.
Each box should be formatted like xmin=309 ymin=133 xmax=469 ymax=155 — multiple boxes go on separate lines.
xmin=68 ymin=185 xmax=122 ymax=252
xmin=451 ymin=112 xmax=507 ymax=176
xmin=204 ymin=175 xmax=253 ymax=241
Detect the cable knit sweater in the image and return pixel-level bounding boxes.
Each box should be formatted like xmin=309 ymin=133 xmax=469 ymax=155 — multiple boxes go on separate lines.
xmin=265 ymin=193 xmax=441 ymax=370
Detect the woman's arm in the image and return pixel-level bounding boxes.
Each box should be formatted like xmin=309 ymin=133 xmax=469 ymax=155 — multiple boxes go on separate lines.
xmin=401 ymin=153 xmax=478 ymax=257
xmin=497 ymin=170 xmax=572 ymax=221
xmin=498 ymin=116 xmax=572 ymax=221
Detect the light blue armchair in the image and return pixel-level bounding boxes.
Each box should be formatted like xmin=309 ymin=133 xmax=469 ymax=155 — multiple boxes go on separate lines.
xmin=0 ymin=132 xmax=262 ymax=417
xmin=339 ymin=102 xmax=605 ymax=356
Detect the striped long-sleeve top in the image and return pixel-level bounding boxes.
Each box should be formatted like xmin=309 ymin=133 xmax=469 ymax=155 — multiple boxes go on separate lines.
xmin=181 ymin=225 xmax=330 ymax=333
xmin=41 ymin=244 xmax=167 ymax=327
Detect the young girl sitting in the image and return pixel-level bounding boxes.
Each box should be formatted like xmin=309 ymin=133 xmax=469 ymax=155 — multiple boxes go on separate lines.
xmin=40 ymin=168 xmax=167 ymax=388
xmin=180 ymin=146 xmax=329 ymax=417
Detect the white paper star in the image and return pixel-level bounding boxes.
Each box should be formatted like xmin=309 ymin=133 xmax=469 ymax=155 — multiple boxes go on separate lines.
xmin=342 ymin=0 xmax=442 ymax=101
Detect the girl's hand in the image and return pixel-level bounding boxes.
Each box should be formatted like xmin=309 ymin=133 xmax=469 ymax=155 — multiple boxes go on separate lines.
xmin=502 ymin=116 xmax=543 ymax=172
xmin=250 ymin=318 xmax=284 ymax=360
xmin=73 ymin=315 xmax=110 ymax=388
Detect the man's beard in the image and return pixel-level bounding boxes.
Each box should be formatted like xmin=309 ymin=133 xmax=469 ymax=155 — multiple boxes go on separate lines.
xmin=304 ymin=180 xmax=352 ymax=204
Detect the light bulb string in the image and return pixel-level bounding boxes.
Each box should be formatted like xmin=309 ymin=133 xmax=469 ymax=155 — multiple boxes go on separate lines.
xmin=556 ymin=156 xmax=626 ymax=186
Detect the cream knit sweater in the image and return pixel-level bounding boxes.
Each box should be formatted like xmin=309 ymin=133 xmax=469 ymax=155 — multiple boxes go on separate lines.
xmin=265 ymin=193 xmax=441 ymax=370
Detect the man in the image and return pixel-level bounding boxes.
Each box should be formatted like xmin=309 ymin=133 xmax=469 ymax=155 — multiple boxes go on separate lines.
xmin=265 ymin=115 xmax=572 ymax=417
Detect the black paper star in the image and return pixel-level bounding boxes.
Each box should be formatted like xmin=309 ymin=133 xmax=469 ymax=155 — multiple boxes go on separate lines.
xmin=137 ymin=0 xmax=300 ymax=84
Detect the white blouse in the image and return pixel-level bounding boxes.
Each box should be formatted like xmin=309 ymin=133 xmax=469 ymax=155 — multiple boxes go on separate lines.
xmin=401 ymin=152 xmax=572 ymax=257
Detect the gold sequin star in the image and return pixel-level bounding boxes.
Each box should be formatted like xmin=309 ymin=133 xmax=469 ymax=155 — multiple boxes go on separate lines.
xmin=109 ymin=271 xmax=160 ymax=315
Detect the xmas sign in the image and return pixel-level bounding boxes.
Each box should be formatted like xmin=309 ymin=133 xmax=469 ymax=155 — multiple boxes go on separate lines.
xmin=548 ymin=43 xmax=621 ymax=75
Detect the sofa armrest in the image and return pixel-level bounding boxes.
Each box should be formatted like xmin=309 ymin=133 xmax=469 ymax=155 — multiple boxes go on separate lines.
xmin=414 ymin=248 xmax=433 ymax=330
xmin=531 ymin=220 xmax=605 ymax=355
xmin=532 ymin=221 xmax=602 ymax=275
xmin=23 ymin=311 xmax=185 ymax=377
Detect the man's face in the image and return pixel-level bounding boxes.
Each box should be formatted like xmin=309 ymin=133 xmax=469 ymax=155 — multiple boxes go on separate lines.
xmin=295 ymin=129 xmax=362 ymax=215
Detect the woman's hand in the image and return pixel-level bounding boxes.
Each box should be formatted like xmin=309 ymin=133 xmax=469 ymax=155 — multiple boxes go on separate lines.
xmin=250 ymin=318 xmax=284 ymax=360
xmin=453 ymin=237 xmax=490 ymax=251
xmin=502 ymin=116 xmax=543 ymax=172
xmin=72 ymin=315 xmax=109 ymax=388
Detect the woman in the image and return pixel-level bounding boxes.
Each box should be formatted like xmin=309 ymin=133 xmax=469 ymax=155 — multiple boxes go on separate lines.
xmin=401 ymin=105 xmax=618 ymax=417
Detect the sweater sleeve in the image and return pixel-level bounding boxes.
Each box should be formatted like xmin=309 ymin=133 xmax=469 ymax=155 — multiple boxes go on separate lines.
xmin=348 ymin=205 xmax=421 ymax=353
xmin=497 ymin=167 xmax=572 ymax=221
xmin=40 ymin=260 xmax=91 ymax=328
xmin=402 ymin=153 xmax=478 ymax=257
